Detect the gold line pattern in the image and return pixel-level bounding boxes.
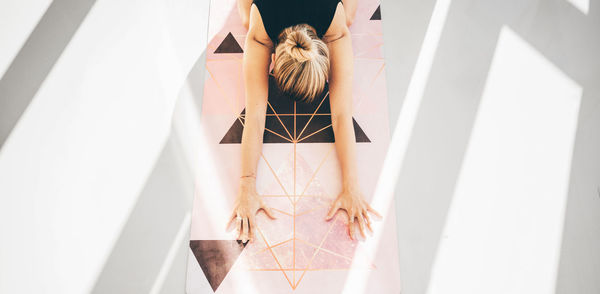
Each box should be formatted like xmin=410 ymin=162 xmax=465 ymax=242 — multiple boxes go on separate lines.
xmin=265 ymin=113 xmax=331 ymax=116
xmin=297 ymin=146 xmax=335 ymax=202
xmin=257 ymin=227 xmax=295 ymax=288
xmin=206 ymin=66 xmax=238 ymax=114
xmin=294 ymin=202 xmax=331 ymax=217
xmin=295 ymin=237 xmax=354 ymax=261
xmin=268 ymin=101 xmax=294 ymax=141
xmin=236 ymin=117 xmax=294 ymax=205
xmin=228 ymin=76 xmax=366 ymax=291
xmin=260 ymin=194 xmax=321 ymax=197
xmin=264 ymin=127 xmax=294 ymax=143
xmin=208 ymin=20 xmax=382 ymax=289
xmin=260 ymin=154 xmax=294 ymax=205
xmin=297 ymin=124 xmax=333 ymax=143
xmin=296 ymin=92 xmax=329 ymax=140
xmin=294 ymin=216 xmax=340 ymax=287
xmin=270 ymin=207 xmax=293 ymax=216
xmin=246 ymin=238 xmax=293 ymax=257
xmin=293 ymin=101 xmax=297 ymax=284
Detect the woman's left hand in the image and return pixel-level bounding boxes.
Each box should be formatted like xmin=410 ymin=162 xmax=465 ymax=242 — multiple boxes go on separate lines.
xmin=324 ymin=187 xmax=382 ymax=240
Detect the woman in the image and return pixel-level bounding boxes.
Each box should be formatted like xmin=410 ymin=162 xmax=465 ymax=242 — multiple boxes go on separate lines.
xmin=229 ymin=0 xmax=381 ymax=243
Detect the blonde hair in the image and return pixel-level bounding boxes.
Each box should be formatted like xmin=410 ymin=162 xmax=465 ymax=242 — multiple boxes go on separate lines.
xmin=273 ymin=24 xmax=330 ymax=103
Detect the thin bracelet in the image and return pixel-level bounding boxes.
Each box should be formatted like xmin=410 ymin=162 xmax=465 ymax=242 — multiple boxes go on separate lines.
xmin=240 ymin=174 xmax=256 ymax=179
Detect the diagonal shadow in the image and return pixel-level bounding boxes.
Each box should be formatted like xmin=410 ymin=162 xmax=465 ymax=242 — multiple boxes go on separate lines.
xmin=386 ymin=0 xmax=600 ymax=293
xmin=91 ymin=129 xmax=196 ymax=294
xmin=555 ymin=91 xmax=600 ymax=294
xmin=0 ymin=0 xmax=97 ymax=149
xmin=90 ymin=46 xmax=207 ymax=293
xmin=386 ymin=0 xmax=502 ymax=292
xmin=80 ymin=0 xmax=599 ymax=292
xmin=382 ymin=0 xmax=438 ymax=134
xmin=462 ymin=2 xmax=600 ymax=294
xmin=521 ymin=2 xmax=600 ymax=294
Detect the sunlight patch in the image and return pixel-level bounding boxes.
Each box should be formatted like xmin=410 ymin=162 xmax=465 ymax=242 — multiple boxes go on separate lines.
xmin=427 ymin=26 xmax=582 ymax=294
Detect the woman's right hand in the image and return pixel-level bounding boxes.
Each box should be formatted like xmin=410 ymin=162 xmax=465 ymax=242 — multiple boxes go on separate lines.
xmin=227 ymin=178 xmax=276 ymax=243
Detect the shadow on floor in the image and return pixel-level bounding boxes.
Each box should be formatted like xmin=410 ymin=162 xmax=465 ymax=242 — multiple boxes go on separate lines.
xmin=0 ymin=0 xmax=97 ymax=148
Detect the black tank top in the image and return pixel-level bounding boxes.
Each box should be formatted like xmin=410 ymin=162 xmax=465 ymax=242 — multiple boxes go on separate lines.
xmin=252 ymin=0 xmax=342 ymax=44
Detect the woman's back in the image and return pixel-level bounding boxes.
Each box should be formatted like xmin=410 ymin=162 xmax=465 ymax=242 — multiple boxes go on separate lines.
xmin=252 ymin=0 xmax=341 ymax=43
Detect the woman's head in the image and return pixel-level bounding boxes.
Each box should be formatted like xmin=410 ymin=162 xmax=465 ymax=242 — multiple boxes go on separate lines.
xmin=273 ymin=24 xmax=329 ymax=103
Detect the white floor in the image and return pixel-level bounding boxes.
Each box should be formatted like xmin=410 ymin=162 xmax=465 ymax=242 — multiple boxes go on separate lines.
xmin=0 ymin=0 xmax=598 ymax=293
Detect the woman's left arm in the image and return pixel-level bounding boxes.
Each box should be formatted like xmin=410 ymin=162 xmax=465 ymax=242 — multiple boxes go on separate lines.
xmin=342 ymin=0 xmax=358 ymax=26
xmin=323 ymin=3 xmax=381 ymax=240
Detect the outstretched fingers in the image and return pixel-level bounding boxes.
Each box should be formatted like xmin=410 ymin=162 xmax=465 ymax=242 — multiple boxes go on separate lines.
xmin=240 ymin=217 xmax=249 ymax=243
xmin=362 ymin=210 xmax=373 ymax=233
xmin=356 ymin=213 xmax=366 ymax=239
xmin=365 ymin=202 xmax=382 ymax=218
xmin=235 ymin=216 xmax=243 ymax=240
xmin=226 ymin=210 xmax=238 ymax=231
xmin=348 ymin=211 xmax=356 ymax=240
xmin=325 ymin=200 xmax=341 ymax=221
xmin=259 ymin=202 xmax=277 ymax=219
xmin=248 ymin=215 xmax=256 ymax=243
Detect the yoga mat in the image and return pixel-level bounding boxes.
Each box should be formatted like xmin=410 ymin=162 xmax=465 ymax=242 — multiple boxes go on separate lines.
xmin=186 ymin=0 xmax=400 ymax=293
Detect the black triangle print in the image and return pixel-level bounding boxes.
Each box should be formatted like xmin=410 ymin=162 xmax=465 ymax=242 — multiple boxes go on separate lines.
xmin=214 ymin=32 xmax=243 ymax=53
xmin=189 ymin=240 xmax=247 ymax=292
xmin=370 ymin=5 xmax=381 ymax=20
xmin=220 ymin=76 xmax=370 ymax=144
xmin=352 ymin=117 xmax=371 ymax=142
xmin=220 ymin=118 xmax=244 ymax=143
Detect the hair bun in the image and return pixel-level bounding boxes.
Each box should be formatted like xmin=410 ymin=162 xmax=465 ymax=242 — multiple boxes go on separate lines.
xmin=284 ymin=30 xmax=315 ymax=62
xmin=273 ymin=24 xmax=330 ymax=103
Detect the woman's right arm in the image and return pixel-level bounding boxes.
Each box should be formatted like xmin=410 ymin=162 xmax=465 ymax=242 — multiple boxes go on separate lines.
xmin=229 ymin=4 xmax=275 ymax=243
xmin=237 ymin=0 xmax=253 ymax=29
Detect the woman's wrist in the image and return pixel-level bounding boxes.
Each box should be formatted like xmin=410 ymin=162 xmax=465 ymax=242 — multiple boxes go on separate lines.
xmin=341 ymin=175 xmax=359 ymax=191
xmin=341 ymin=181 xmax=360 ymax=196
xmin=239 ymin=174 xmax=257 ymax=190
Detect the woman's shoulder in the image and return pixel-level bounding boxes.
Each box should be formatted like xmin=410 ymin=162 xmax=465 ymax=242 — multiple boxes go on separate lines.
xmin=248 ymin=3 xmax=274 ymax=48
xmin=321 ymin=2 xmax=350 ymax=42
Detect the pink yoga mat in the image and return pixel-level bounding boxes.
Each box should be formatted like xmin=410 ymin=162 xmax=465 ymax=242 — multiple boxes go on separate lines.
xmin=186 ymin=0 xmax=400 ymax=293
